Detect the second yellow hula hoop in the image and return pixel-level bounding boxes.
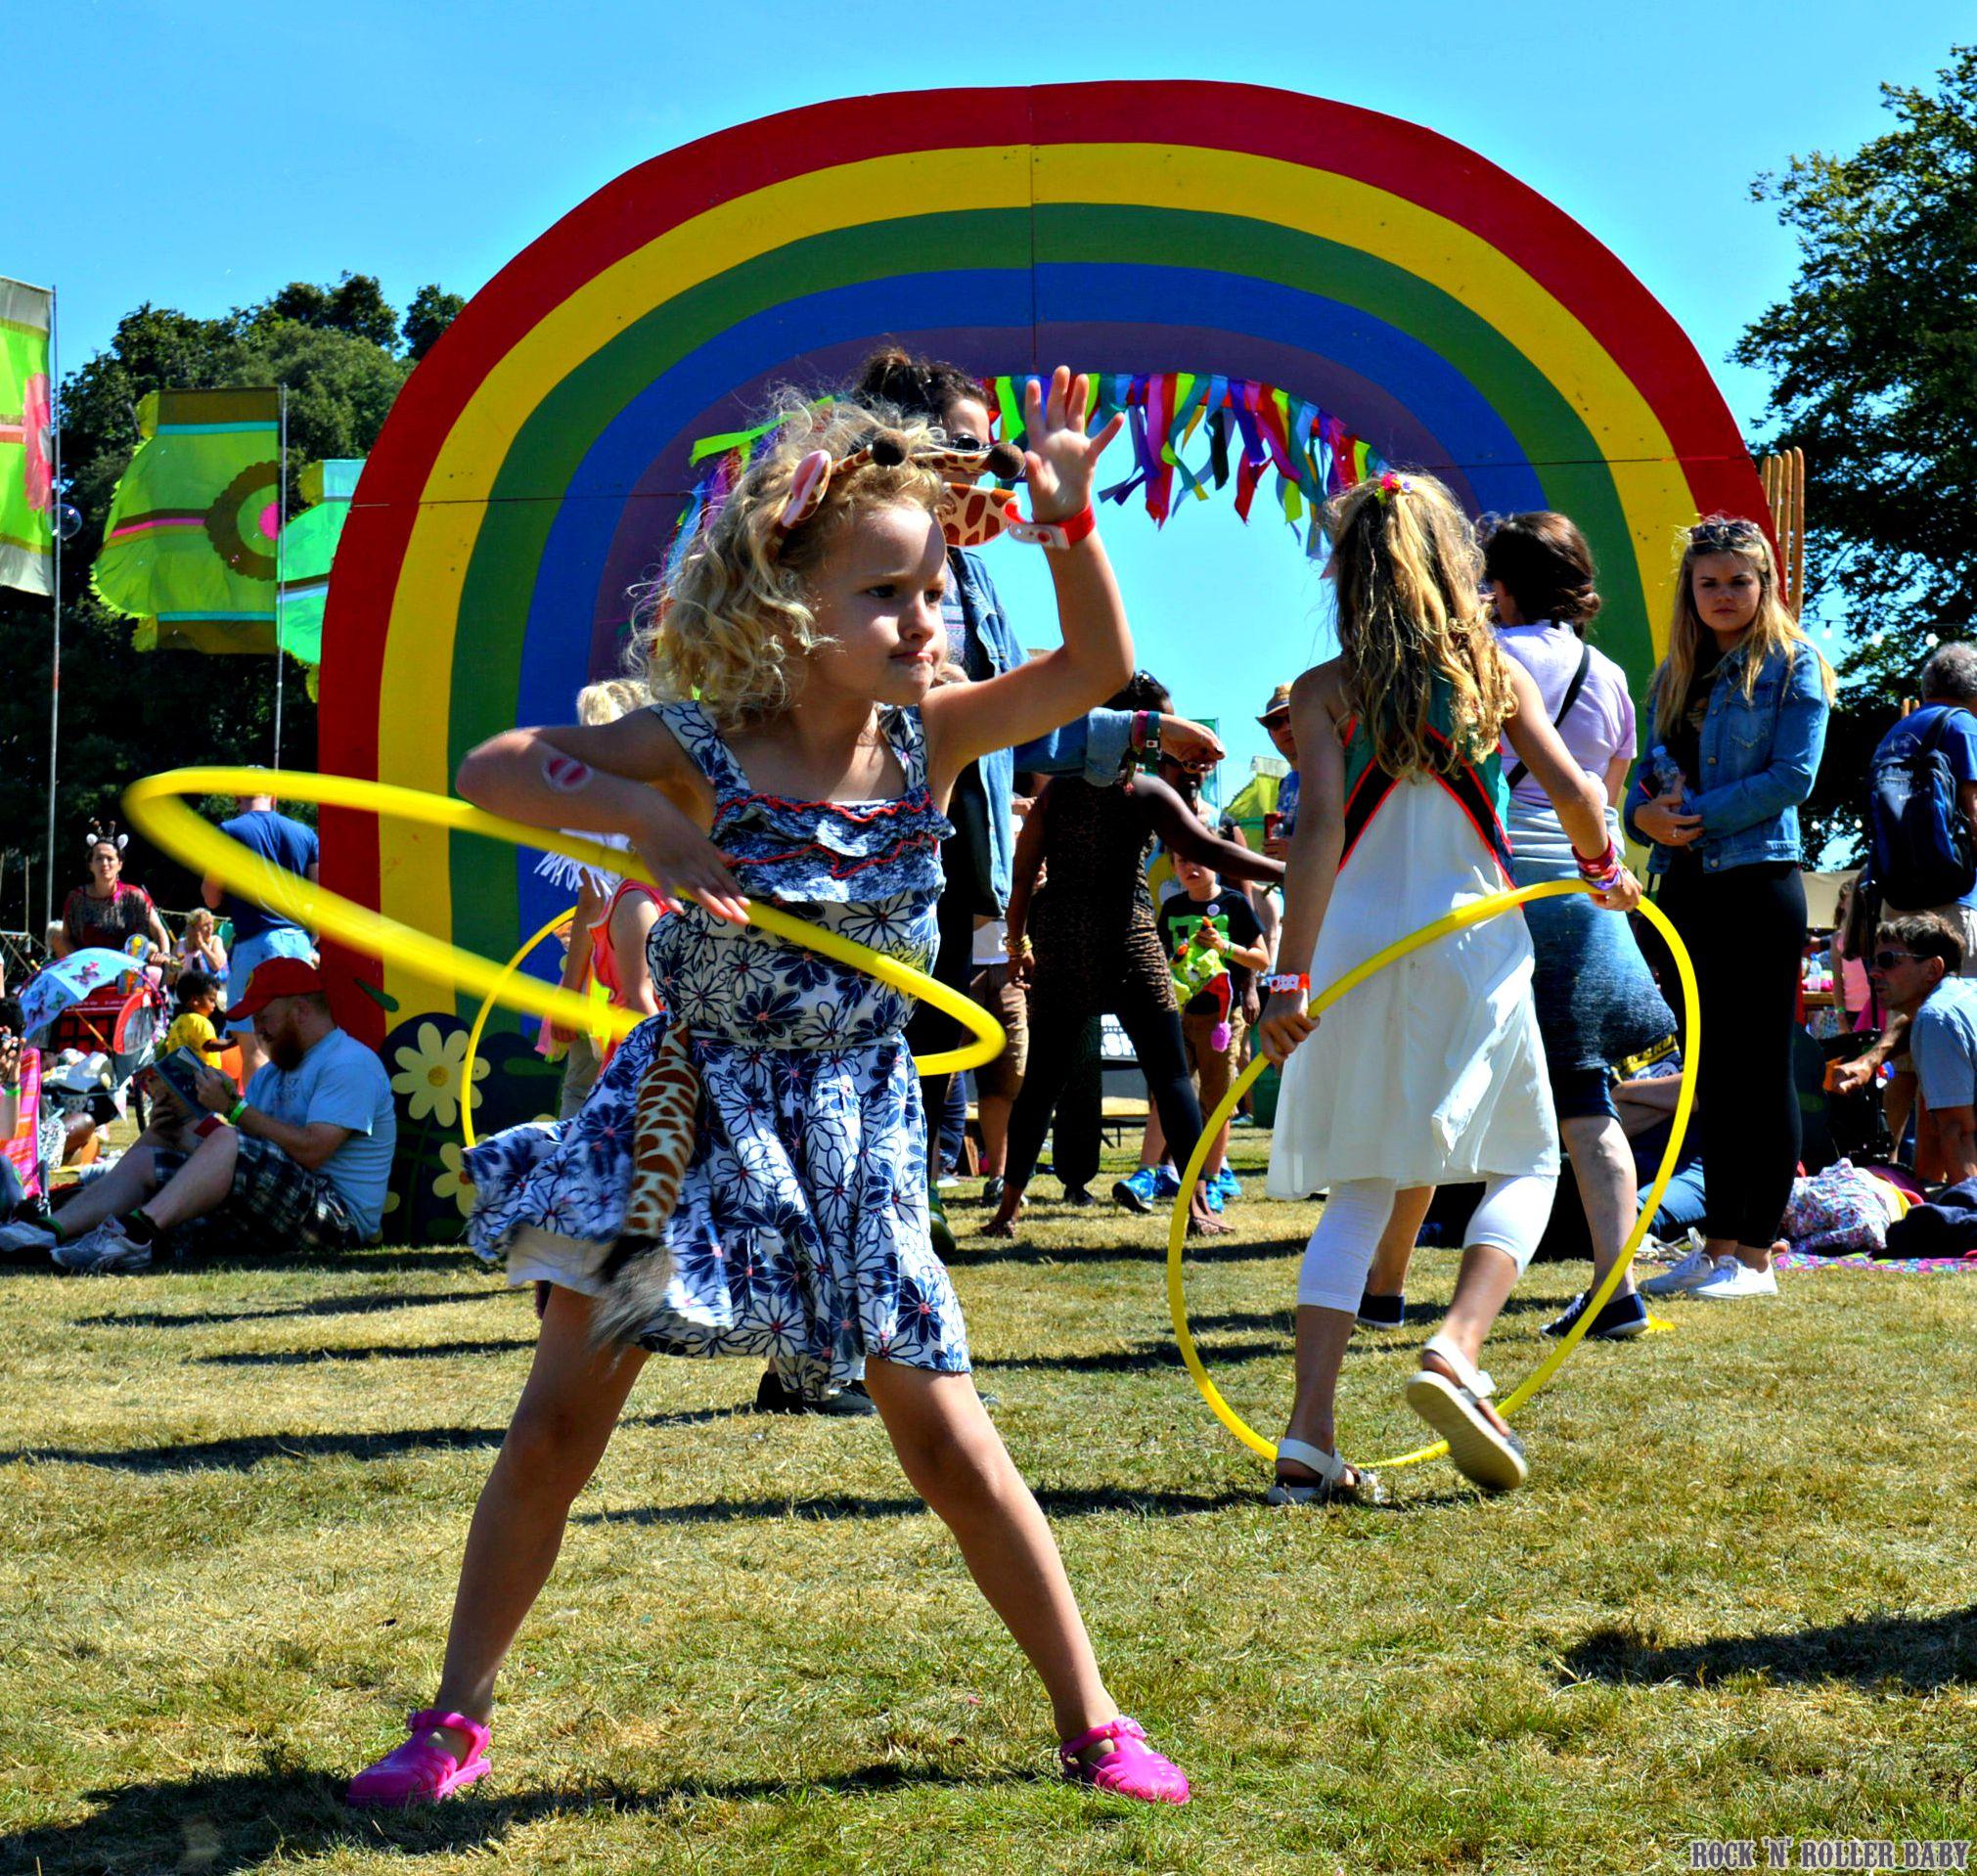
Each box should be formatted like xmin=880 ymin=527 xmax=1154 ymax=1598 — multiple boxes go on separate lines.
xmin=1167 ymin=880 xmax=1698 ymax=1476
xmin=122 ymin=768 xmax=1006 ymax=1087
xmin=461 ymin=906 xmax=583 ymax=1151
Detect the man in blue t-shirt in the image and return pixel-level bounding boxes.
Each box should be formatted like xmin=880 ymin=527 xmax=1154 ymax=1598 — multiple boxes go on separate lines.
xmin=203 ymin=788 xmax=321 ymax=1077
xmin=1870 ymin=913 xmax=1977 ymax=1187
xmin=12 ymin=960 xmax=396 ymax=1273
xmin=1870 ymin=645 xmax=1977 ymax=972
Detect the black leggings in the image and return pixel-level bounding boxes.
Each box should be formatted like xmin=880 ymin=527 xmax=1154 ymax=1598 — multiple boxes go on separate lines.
xmin=1656 ymin=859 xmax=1807 ymax=1246
xmin=1005 ymin=981 xmax=1204 ymax=1193
xmin=1049 ymin=1019 xmax=1105 ymax=1190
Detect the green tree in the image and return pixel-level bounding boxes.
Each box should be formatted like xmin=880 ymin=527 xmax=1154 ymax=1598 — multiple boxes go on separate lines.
xmin=1734 ymin=45 xmax=1977 ymax=858
xmin=0 ymin=274 xmax=450 ymax=921
xmin=402 ymin=284 xmax=465 ymax=362
xmin=261 ymin=272 xmax=400 ymax=350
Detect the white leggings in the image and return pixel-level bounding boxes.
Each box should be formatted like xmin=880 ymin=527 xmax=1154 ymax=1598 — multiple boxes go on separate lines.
xmin=1295 ymin=1174 xmax=1557 ymax=1314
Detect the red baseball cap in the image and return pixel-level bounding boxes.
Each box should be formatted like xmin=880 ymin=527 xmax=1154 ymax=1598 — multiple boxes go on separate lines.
xmin=224 ymin=958 xmax=326 ymax=1023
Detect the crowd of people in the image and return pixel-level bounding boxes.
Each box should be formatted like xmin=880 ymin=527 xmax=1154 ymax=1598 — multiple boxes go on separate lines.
xmin=1 ymin=790 xmax=394 ymax=1273
xmin=2 ymin=335 xmax=1958 ymax=1815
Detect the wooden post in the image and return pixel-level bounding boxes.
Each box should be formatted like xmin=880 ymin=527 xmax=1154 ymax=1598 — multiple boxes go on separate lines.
xmin=1759 ymin=448 xmax=1807 ymax=619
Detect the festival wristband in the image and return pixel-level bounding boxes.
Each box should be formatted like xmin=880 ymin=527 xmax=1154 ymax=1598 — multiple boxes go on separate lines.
xmin=1572 ymin=839 xmax=1625 ymax=891
xmin=227 ymin=1097 xmax=247 ymax=1126
xmin=1262 ymin=973 xmax=1310 ymax=998
xmin=1003 ymin=503 xmax=1097 ymax=552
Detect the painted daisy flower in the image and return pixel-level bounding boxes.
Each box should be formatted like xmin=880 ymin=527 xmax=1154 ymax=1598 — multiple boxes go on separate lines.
xmin=390 ymin=1020 xmax=490 ymax=1128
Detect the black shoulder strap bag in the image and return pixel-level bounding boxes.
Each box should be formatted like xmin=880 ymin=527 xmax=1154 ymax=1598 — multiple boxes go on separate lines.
xmin=1505 ymin=640 xmax=1594 ymax=792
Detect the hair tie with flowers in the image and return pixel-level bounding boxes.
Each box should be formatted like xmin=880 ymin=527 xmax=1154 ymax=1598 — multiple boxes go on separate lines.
xmin=1371 ymin=469 xmax=1415 ymax=505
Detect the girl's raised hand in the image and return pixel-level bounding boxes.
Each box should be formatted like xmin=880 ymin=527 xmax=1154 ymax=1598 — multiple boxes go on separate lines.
xmin=1021 ymin=367 xmax=1126 ymax=523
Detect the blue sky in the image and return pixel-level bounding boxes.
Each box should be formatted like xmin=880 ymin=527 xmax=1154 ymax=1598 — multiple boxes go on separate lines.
xmin=30 ymin=1 xmax=1968 ymax=789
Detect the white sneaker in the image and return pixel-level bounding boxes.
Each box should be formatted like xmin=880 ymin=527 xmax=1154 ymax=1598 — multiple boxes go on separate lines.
xmin=1640 ymin=1243 xmax=1718 ymax=1296
xmin=52 ymin=1216 xmax=152 ymax=1275
xmin=1691 ymin=1259 xmax=1777 ymax=1299
xmin=0 ymin=1219 xmax=58 ymax=1256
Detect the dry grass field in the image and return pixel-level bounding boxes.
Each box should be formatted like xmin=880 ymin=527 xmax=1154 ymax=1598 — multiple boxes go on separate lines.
xmin=2 ymin=1134 xmax=1972 ymax=1874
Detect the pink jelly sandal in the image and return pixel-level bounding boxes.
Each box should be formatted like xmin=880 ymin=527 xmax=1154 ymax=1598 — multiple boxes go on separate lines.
xmin=1057 ymin=1717 xmax=1191 ymax=1806
xmin=346 ymin=1708 xmax=492 ymax=1809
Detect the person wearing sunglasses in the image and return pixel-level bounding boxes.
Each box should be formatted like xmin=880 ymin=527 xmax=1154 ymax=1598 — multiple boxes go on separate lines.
xmin=848 ymin=350 xmax=1226 ymax=1222
xmin=1625 ymin=516 xmax=1835 ymax=1301
xmin=1865 ymin=916 xmax=1977 ymax=1186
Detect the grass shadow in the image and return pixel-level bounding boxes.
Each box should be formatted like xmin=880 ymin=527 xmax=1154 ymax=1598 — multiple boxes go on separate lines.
xmin=576 ymin=1483 xmax=1258 ymax=1527
xmin=0 ymin=1759 xmax=1014 ymax=1876
xmin=1562 ymin=1606 xmax=1977 ymax=1693
xmin=979 ymin=1337 xmax=1283 ymax=1375
xmin=195 ymin=1336 xmax=535 ymax=1366
xmin=1 ymin=1404 xmax=751 ymax=1473
xmin=73 ymin=1286 xmax=500 ymax=1330
xmin=947 ymin=1232 xmax=1295 ymax=1269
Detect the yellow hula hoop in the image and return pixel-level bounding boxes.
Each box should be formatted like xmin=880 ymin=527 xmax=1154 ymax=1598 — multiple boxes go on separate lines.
xmin=460 ymin=906 xmax=579 ymax=1151
xmin=122 ymin=768 xmax=1006 ymax=1086
xmin=1166 ymin=880 xmax=1699 ymax=1475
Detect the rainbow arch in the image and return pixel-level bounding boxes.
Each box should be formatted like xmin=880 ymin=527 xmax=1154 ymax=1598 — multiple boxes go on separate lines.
xmin=322 ymin=81 xmax=1763 ymax=1034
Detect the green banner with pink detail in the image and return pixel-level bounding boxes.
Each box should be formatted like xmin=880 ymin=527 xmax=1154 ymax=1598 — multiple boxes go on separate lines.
xmin=0 ymin=276 xmax=54 ymax=597
xmin=91 ymin=387 xmax=281 ymax=649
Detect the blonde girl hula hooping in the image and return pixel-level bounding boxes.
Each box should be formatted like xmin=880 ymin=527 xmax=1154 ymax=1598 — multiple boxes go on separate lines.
xmin=1256 ymin=471 xmax=1642 ymax=1504
xmin=345 ymin=369 xmax=1191 ymax=1810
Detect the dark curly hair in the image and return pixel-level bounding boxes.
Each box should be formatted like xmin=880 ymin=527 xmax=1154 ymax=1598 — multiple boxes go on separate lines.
xmin=852 ymin=346 xmax=987 ymax=427
xmin=1105 ymin=670 xmax=1172 ymax=713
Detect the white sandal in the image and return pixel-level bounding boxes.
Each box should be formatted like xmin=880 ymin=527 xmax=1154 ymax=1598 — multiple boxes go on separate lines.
xmin=1266 ymin=1435 xmax=1383 ymax=1505
xmin=1404 ymin=1334 xmax=1529 ymax=1492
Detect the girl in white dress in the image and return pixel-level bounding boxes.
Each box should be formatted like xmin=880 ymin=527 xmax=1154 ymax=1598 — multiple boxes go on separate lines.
xmin=1257 ymin=471 xmax=1640 ymax=1498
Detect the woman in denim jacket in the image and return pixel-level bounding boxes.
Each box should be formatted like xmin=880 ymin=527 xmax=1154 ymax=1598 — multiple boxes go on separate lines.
xmin=1625 ymin=516 xmax=1834 ymax=1300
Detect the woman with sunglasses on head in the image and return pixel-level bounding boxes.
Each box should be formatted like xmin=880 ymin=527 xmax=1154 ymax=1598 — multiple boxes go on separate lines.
xmin=1628 ymin=517 xmax=1834 ymax=1301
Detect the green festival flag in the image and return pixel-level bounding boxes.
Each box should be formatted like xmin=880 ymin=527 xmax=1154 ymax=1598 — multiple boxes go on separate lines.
xmin=92 ymin=387 xmax=281 ymax=651
xmin=276 ymin=456 xmax=362 ymax=667
xmin=0 ymin=277 xmax=55 ymax=596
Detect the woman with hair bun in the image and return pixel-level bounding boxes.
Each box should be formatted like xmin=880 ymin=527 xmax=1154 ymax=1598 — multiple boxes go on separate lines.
xmin=1484 ymin=512 xmax=1676 ymax=1341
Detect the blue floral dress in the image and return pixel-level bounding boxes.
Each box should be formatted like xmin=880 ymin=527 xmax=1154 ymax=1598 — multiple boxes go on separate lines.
xmin=465 ymin=700 xmax=971 ymax=1398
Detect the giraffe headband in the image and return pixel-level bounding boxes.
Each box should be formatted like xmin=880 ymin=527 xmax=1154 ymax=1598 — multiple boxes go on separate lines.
xmin=775 ymin=430 xmax=1067 ymax=551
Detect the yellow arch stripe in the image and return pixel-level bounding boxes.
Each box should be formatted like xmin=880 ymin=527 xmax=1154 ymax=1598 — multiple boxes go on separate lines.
xmin=376 ymin=141 xmax=1686 ymax=1007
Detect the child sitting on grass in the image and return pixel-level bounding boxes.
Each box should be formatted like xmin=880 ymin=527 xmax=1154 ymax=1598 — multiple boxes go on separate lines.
xmin=160 ymin=970 xmax=227 ymax=1061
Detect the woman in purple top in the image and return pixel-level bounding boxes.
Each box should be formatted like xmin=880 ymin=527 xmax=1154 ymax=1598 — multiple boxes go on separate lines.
xmin=1487 ymin=513 xmax=1676 ymax=1342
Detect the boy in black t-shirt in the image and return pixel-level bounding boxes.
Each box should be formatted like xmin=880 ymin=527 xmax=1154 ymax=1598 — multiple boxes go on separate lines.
xmin=1155 ymin=858 xmax=1270 ymax=1200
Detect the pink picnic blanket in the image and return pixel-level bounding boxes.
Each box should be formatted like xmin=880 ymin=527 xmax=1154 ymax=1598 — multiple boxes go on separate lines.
xmin=3 ymin=1047 xmax=42 ymax=1200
